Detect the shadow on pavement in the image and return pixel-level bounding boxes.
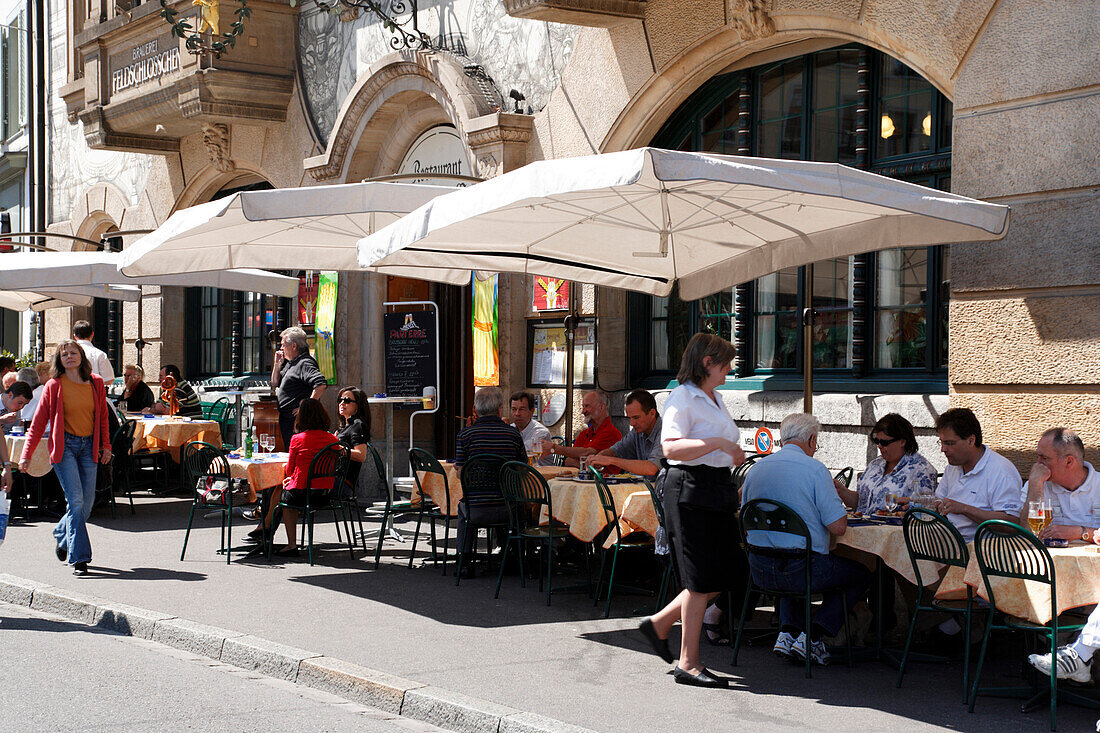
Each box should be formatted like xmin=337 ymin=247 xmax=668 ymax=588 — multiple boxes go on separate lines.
xmin=0 ymin=613 xmax=117 ymax=636
xmin=85 ymin=565 xmax=207 ymax=581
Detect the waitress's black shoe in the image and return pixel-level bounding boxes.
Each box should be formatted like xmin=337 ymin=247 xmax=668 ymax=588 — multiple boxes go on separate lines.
xmin=638 ymin=618 xmax=675 ymax=664
xmin=672 ymin=666 xmax=728 ymax=688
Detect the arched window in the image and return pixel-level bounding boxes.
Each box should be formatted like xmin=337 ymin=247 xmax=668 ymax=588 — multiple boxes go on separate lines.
xmin=632 ymin=44 xmax=952 ymax=392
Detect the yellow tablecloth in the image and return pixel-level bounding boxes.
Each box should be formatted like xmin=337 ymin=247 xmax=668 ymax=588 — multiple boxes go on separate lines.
xmin=935 ymin=541 xmax=1100 ymax=625
xmin=7 ymin=435 xmax=51 ymax=478
xmin=227 ymin=453 xmax=289 ymax=501
xmin=414 ymin=463 xmax=576 ymax=517
xmin=543 ymin=478 xmax=648 ymax=544
xmin=614 ymin=490 xmax=659 ymax=548
xmin=132 ymin=418 xmax=222 ymax=460
xmin=834 ymin=523 xmax=943 ymax=587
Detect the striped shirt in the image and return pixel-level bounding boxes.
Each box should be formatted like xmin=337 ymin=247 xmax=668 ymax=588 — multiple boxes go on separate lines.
xmin=454 ymin=416 xmax=526 ymax=467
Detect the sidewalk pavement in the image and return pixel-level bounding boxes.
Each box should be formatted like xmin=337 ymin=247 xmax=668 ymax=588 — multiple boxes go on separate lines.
xmin=2 ymin=495 xmax=1094 ymax=732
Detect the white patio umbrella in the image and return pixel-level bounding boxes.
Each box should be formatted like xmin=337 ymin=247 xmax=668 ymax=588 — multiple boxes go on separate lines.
xmin=117 ymin=181 xmax=469 ymax=282
xmin=0 ymin=252 xmax=298 ymax=297
xmin=357 ymin=147 xmax=1010 ymax=413
xmin=0 ymin=285 xmax=139 ymax=311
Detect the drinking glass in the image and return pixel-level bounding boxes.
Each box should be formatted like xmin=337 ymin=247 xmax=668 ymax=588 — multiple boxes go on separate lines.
xmin=1028 ymin=501 xmax=1045 ymax=535
xmin=263 ymin=434 xmax=274 ymax=453
xmin=885 ymin=492 xmax=898 ymax=514
xmin=1042 ymin=498 xmax=1054 ymax=530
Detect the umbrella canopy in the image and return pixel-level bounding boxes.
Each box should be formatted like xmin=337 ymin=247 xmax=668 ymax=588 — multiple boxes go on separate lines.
xmin=357 ymin=147 xmax=1010 ymax=300
xmin=118 ymin=181 xmax=469 ymax=283
xmin=0 ymin=289 xmax=128 ymax=311
xmin=30 ymin=283 xmax=142 ymax=302
xmin=0 ymin=252 xmax=298 ymax=297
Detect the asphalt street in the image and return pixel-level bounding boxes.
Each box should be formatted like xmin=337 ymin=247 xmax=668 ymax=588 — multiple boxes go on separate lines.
xmin=0 ymin=602 xmax=444 ymax=733
xmin=3 ymin=494 xmax=1098 ymax=732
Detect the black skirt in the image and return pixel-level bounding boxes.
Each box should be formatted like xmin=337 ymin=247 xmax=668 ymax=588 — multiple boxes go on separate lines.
xmin=662 ymin=463 xmax=742 ymax=593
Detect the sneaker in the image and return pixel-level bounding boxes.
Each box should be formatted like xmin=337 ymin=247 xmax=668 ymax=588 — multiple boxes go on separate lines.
xmin=1028 ymin=646 xmax=1093 ymax=684
xmin=791 ymin=632 xmax=831 ymax=666
xmin=772 ymin=631 xmax=796 ymax=660
xmin=72 ymin=562 xmax=89 ymax=577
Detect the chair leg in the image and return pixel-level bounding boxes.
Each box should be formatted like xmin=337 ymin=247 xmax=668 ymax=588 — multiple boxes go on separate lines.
xmin=225 ymin=505 xmax=232 ymax=565
xmin=1049 ymin=629 xmax=1058 ymax=731
xmin=374 ymin=510 xmax=388 ymax=569
xmin=967 ymin=608 xmax=996 ymax=712
xmin=307 ymin=514 xmax=316 ymax=566
xmin=896 ymin=603 xmax=922 ymax=688
xmin=545 ymin=540 xmax=553 ymax=606
xmin=219 ymin=512 xmax=226 ymax=554
xmin=180 ymin=502 xmax=197 ymax=560
xmin=342 ymin=507 xmax=355 ymax=560
xmin=494 ymin=536 xmax=512 ymax=599
xmin=441 ymin=517 xmax=451 ymax=576
xmin=603 ymin=546 xmax=621 ymax=619
xmin=409 ymin=508 xmax=425 ymax=568
xmin=126 ymin=472 xmax=135 ymax=515
xmin=731 ymin=577 xmax=755 ymax=667
xmin=593 ymin=547 xmax=609 ymax=607
xmin=804 ymin=593 xmax=813 ymax=679
xmin=841 ymin=593 xmax=852 ymax=668
xmin=963 ymin=594 xmax=973 ymax=705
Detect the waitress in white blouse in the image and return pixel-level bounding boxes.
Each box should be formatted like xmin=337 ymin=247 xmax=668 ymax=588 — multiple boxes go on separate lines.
xmin=638 ymin=333 xmax=744 ymax=688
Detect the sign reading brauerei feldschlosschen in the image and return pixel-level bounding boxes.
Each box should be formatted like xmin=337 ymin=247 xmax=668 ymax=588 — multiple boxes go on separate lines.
xmin=384 ymin=310 xmax=437 ymax=398
xmin=109 ymin=32 xmax=181 ymax=96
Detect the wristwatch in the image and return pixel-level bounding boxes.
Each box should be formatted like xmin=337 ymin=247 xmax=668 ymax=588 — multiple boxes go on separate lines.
xmin=1084 ymin=529 xmax=1093 ymax=542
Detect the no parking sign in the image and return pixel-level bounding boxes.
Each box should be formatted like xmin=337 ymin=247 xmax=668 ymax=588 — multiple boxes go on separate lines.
xmin=753 ymin=427 xmax=775 ymax=454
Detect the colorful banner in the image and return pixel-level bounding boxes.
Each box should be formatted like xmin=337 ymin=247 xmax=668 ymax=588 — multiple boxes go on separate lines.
xmin=314 ymin=271 xmax=338 ymax=384
xmin=298 ymin=271 xmax=318 ymax=325
xmin=533 ymin=277 xmax=568 ymax=311
xmin=472 ymin=272 xmax=499 ymax=386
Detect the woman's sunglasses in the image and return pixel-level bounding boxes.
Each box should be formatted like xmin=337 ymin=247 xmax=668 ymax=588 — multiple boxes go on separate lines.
xmin=870 ymin=436 xmax=902 ymax=447
xmin=338 ymin=397 xmax=357 ymax=405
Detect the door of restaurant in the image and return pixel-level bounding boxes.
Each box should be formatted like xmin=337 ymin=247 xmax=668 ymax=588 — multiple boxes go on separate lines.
xmin=433 ymin=282 xmax=473 ymax=459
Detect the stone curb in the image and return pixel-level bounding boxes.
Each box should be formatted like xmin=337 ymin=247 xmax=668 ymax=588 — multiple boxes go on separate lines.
xmin=0 ymin=574 xmax=598 ymax=733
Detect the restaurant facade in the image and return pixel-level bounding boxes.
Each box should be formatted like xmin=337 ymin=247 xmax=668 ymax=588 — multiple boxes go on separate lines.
xmin=42 ymin=0 xmax=1097 ymax=477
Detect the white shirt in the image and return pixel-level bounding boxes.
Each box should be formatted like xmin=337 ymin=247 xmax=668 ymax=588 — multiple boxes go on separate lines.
xmin=661 ymin=381 xmax=740 ymax=468
xmin=21 ymin=384 xmax=43 ymax=421
xmin=935 ymin=446 xmax=1023 ymax=542
xmin=513 ymin=418 xmax=552 ymax=453
xmin=76 ymin=339 xmax=115 ymax=382
xmin=1023 ymin=462 xmax=1100 ymax=529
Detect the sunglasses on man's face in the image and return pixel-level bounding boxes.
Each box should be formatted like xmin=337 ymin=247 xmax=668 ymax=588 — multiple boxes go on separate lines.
xmin=871 ymin=436 xmax=902 ymax=447
xmin=338 ymin=397 xmax=357 ymax=405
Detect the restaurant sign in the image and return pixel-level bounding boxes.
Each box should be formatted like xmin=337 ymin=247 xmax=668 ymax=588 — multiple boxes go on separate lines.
xmin=397 ymin=126 xmax=473 ymax=186
xmin=109 ymin=33 xmax=181 ymax=96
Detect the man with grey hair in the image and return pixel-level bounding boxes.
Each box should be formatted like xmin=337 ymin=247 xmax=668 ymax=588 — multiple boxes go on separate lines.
xmin=453 ymin=386 xmax=526 ymax=575
xmin=740 ymin=413 xmax=870 ymax=667
xmin=1021 ymin=427 xmax=1100 ymax=542
xmin=541 ymin=389 xmax=621 ymax=468
xmin=271 ymin=326 xmax=327 ymax=447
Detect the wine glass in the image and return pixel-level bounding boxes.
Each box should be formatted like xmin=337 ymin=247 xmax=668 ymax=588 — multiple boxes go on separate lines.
xmin=266 ymin=434 xmax=276 ymax=454
xmin=261 ymin=434 xmax=272 ymax=454
xmin=885 ymin=492 xmax=898 ymax=514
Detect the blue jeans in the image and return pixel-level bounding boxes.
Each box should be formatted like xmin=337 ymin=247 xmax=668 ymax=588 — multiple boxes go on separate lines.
xmin=748 ymin=551 xmax=871 ymax=637
xmin=53 ymin=433 xmax=98 ymax=565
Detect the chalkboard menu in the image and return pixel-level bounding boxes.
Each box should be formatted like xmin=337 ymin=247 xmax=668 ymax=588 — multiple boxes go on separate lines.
xmin=384 ymin=309 xmax=437 ymax=397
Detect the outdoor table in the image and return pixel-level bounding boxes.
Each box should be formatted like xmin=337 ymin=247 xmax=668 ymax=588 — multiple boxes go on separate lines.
xmin=542 ymin=477 xmax=648 ymax=544
xmin=227 ymin=451 xmax=289 ymax=503
xmin=834 ymin=521 xmax=943 ymax=587
xmin=414 ymin=463 xmax=576 ymax=517
xmin=614 ymin=490 xmax=659 ymax=549
xmin=131 ymin=416 xmax=222 ymax=460
xmin=935 ymin=540 xmax=1100 ymax=625
xmin=6 ymin=434 xmax=50 ymax=478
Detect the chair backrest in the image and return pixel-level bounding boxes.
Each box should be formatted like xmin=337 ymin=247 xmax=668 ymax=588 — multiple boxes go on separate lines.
xmin=640 ymin=476 xmax=666 ymax=530
xmin=181 ymin=440 xmax=229 ymax=483
xmin=834 ymin=466 xmax=854 ymax=488
xmin=739 ymin=498 xmax=813 ymax=557
xmin=111 ymin=418 xmax=136 ymax=461
xmin=499 ymin=461 xmax=552 ymax=531
xmin=365 ymin=441 xmax=391 ymax=503
xmin=588 ymin=467 xmax=622 ymax=545
xmin=459 ymin=454 xmax=507 ymax=506
xmin=207 ymin=397 xmax=229 ymax=422
xmin=731 ymin=453 xmax=759 ymax=491
xmin=973 ymin=520 xmax=1055 ymax=616
xmin=902 ymin=507 xmax=969 ymax=587
xmin=409 ymin=447 xmax=449 ymax=508
xmin=303 ymin=441 xmax=349 ymax=497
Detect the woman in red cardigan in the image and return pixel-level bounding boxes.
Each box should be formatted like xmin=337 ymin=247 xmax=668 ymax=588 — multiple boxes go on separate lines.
xmin=20 ymin=340 xmax=111 ymax=576
xmin=249 ymin=398 xmax=336 ymax=558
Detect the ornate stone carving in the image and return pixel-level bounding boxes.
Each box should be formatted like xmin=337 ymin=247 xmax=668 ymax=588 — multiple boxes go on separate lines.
xmin=476 ymin=153 xmax=499 ymax=179
xmin=729 ymin=0 xmax=775 ymax=40
xmin=338 ymin=6 xmax=360 ymax=22
xmin=501 ymin=0 xmax=646 ymax=27
xmin=202 ymin=123 xmax=235 ymax=172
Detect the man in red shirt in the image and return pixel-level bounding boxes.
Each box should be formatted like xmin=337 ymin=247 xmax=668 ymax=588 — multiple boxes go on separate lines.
xmin=542 ymin=390 xmax=622 ymax=468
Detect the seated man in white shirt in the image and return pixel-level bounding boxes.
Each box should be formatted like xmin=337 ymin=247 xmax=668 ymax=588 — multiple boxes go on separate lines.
xmin=934 ymin=407 xmax=1022 ymax=543
xmin=1020 ymin=427 xmax=1100 ymax=542
xmin=1028 ymin=528 xmax=1100 ymax=682
xmin=509 ymin=391 xmax=551 ymax=463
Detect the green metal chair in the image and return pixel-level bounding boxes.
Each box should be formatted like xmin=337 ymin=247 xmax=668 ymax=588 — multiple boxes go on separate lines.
xmin=896 ymin=508 xmax=972 ymax=700
xmin=968 ymin=520 xmax=1094 ymax=731
xmin=590 ymin=467 xmax=654 ymax=617
xmin=732 ymin=497 xmax=853 ymax=678
xmin=455 ymin=454 xmax=509 ymax=586
xmin=206 ymin=397 xmax=237 ymax=451
xmin=367 ymin=442 xmax=421 ymax=568
xmin=267 ymin=441 xmax=352 ymax=566
xmin=180 ymin=441 xmax=234 ymax=564
xmin=731 ymin=453 xmax=759 ymax=492
xmin=109 ymin=419 xmax=137 ymax=517
xmin=639 ymin=476 xmax=676 ymax=609
xmin=408 ymin=447 xmax=452 ymax=574
xmin=834 ymin=466 xmax=854 ymax=488
xmin=495 ymin=461 xmax=564 ymax=605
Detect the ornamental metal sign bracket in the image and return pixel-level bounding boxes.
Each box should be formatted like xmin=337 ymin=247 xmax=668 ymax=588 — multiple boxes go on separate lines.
xmin=159 ymin=0 xmax=252 ymax=57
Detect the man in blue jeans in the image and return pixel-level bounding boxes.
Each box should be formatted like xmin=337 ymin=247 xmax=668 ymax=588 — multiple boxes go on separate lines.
xmin=741 ymin=412 xmax=871 ymax=666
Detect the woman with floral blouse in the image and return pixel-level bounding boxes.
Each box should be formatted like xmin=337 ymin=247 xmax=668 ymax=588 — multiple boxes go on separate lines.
xmin=837 ymin=413 xmax=938 ymax=513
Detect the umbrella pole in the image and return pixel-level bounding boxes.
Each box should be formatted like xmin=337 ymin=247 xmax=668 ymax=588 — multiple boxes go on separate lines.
xmin=803 ymin=263 xmax=814 ymax=413
xmin=563 ymin=286 xmax=576 ymax=445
